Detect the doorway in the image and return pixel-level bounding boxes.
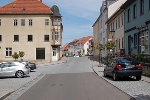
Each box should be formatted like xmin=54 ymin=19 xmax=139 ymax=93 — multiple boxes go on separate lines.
xmin=36 ymin=48 xmax=45 ymax=60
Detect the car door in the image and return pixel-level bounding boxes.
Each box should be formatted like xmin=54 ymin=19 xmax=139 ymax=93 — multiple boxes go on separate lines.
xmin=0 ymin=63 xmax=10 ymax=76
xmin=8 ymin=62 xmax=18 ymax=76
xmin=106 ymin=58 xmax=114 ymax=75
xmin=109 ymin=59 xmax=117 ymax=76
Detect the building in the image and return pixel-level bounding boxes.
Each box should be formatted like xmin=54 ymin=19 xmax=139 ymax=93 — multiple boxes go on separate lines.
xmin=0 ymin=0 xmax=63 ymax=62
xmin=121 ymin=0 xmax=150 ymax=55
xmin=67 ymin=36 xmax=93 ymax=56
xmin=92 ymin=15 xmax=102 ymax=59
xmin=98 ymin=0 xmax=124 ymax=57
xmin=106 ymin=4 xmax=125 ymax=57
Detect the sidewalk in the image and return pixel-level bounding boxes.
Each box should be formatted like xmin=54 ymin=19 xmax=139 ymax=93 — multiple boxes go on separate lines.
xmin=0 ymin=57 xmax=68 ymax=100
xmin=92 ymin=60 xmax=150 ymax=83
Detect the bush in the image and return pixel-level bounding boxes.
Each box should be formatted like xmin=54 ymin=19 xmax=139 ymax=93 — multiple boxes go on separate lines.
xmin=12 ymin=52 xmax=19 ymax=60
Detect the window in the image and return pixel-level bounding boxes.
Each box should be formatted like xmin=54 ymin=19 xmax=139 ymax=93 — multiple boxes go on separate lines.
xmin=119 ymin=39 xmax=120 ymax=49
xmin=52 ymin=32 xmax=59 ymax=40
xmin=29 ymin=19 xmax=32 ymax=26
xmin=44 ymin=35 xmax=49 ymax=41
xmin=122 ymin=38 xmax=124 ymax=48
xmin=6 ymin=48 xmax=12 ymax=57
xmin=14 ymin=35 xmax=19 ymax=42
xmin=121 ymin=15 xmax=124 ymax=26
xmin=0 ymin=19 xmax=1 ymax=26
xmin=128 ymin=9 xmax=131 ymax=22
xmin=140 ymin=31 xmax=148 ymax=54
xmin=140 ymin=0 xmax=144 ymax=14
xmin=45 ymin=19 xmax=49 ymax=25
xmin=0 ymin=35 xmax=2 ymax=41
xmin=14 ymin=19 xmax=18 ymax=26
xmin=21 ymin=19 xmax=25 ymax=26
xmin=28 ymin=35 xmax=33 ymax=41
xmin=116 ymin=20 xmax=117 ymax=29
xmin=118 ymin=17 xmax=120 ymax=28
xmin=149 ymin=0 xmax=150 ymax=10
xmin=133 ymin=4 xmax=137 ymax=18
xmin=134 ymin=34 xmax=137 ymax=46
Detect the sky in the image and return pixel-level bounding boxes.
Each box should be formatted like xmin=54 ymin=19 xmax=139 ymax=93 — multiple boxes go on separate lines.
xmin=0 ymin=0 xmax=102 ymax=46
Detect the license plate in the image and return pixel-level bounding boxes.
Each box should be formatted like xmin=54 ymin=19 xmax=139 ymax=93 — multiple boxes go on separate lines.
xmin=128 ymin=65 xmax=135 ymax=68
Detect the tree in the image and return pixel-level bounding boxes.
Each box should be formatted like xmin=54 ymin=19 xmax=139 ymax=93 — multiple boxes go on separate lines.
xmin=95 ymin=43 xmax=105 ymax=65
xmin=19 ymin=51 xmax=25 ymax=60
xmin=12 ymin=52 xmax=19 ymax=60
xmin=105 ymin=41 xmax=116 ymax=63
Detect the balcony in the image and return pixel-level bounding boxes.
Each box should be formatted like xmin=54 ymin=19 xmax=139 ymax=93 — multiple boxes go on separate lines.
xmin=51 ymin=40 xmax=61 ymax=46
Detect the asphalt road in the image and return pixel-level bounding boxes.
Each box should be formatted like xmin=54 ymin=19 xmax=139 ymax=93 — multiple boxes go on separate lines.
xmin=16 ymin=57 xmax=134 ymax=100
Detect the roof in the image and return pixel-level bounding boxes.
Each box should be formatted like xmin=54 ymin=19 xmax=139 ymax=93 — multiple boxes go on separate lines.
xmin=63 ymin=43 xmax=69 ymax=51
xmin=120 ymin=0 xmax=135 ymax=9
xmin=51 ymin=5 xmax=61 ymax=17
xmin=0 ymin=0 xmax=52 ymax=15
xmin=77 ymin=36 xmax=93 ymax=45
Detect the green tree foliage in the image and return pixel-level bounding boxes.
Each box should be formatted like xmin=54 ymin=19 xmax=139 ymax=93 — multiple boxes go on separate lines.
xmin=12 ymin=52 xmax=19 ymax=60
xmin=96 ymin=43 xmax=105 ymax=51
xmin=19 ymin=51 xmax=25 ymax=60
xmin=105 ymin=41 xmax=116 ymax=50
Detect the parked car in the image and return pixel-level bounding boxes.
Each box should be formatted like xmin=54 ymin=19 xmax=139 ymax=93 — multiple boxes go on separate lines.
xmin=0 ymin=62 xmax=30 ymax=78
xmin=19 ymin=61 xmax=36 ymax=71
xmin=103 ymin=57 xmax=142 ymax=81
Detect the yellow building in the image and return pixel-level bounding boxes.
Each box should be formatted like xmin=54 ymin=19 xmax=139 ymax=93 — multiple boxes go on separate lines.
xmin=0 ymin=0 xmax=63 ymax=62
xmin=92 ymin=16 xmax=101 ymax=59
xmin=106 ymin=7 xmax=125 ymax=57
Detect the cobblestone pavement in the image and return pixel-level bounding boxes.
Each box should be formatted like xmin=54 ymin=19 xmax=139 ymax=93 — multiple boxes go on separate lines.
xmin=92 ymin=60 xmax=150 ymax=100
xmin=0 ymin=57 xmax=68 ymax=100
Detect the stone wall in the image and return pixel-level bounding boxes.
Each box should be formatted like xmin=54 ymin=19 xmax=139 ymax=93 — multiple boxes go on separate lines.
xmin=142 ymin=65 xmax=150 ymax=77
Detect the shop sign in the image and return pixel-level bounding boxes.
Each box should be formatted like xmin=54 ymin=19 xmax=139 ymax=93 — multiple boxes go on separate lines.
xmin=136 ymin=22 xmax=147 ymax=30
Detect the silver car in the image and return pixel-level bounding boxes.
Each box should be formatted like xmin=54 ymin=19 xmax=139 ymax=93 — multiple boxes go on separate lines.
xmin=0 ymin=62 xmax=30 ymax=78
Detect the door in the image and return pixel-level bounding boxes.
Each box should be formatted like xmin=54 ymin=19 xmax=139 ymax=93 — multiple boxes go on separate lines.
xmin=36 ymin=48 xmax=45 ymax=60
xmin=52 ymin=48 xmax=57 ymax=61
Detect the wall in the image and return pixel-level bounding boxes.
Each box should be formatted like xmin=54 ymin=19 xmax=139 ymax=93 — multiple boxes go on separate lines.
xmin=0 ymin=15 xmax=52 ymax=61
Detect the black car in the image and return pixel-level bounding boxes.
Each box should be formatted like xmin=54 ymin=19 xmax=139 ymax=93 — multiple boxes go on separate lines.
xmin=20 ymin=61 xmax=36 ymax=71
xmin=103 ymin=57 xmax=142 ymax=81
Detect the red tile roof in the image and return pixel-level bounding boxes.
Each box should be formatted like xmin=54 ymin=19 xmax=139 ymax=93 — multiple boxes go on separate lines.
xmin=0 ymin=0 xmax=52 ymax=15
xmin=77 ymin=36 xmax=93 ymax=45
xmin=63 ymin=43 xmax=69 ymax=51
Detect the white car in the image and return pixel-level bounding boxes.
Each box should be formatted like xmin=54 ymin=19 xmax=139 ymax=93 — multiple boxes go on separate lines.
xmin=0 ymin=62 xmax=30 ymax=78
xmin=74 ymin=55 xmax=79 ymax=57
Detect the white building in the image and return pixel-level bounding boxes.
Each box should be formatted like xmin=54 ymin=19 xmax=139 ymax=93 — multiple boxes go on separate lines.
xmin=99 ymin=0 xmax=126 ymax=57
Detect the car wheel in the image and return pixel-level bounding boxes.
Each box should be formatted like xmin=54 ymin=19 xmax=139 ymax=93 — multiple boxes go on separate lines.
xmin=113 ymin=72 xmax=118 ymax=81
xmin=15 ymin=70 xmax=24 ymax=78
xmin=136 ymin=75 xmax=141 ymax=81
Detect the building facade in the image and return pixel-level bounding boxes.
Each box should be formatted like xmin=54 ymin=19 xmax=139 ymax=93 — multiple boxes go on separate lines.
xmin=121 ymin=0 xmax=150 ymax=55
xmin=107 ymin=7 xmax=125 ymax=57
xmin=0 ymin=0 xmax=63 ymax=62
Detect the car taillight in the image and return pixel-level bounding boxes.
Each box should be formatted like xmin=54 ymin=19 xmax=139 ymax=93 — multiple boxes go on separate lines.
xmin=34 ymin=63 xmax=36 ymax=66
xmin=116 ymin=65 xmax=122 ymax=69
xmin=25 ymin=66 xmax=29 ymax=69
xmin=137 ymin=64 xmax=142 ymax=69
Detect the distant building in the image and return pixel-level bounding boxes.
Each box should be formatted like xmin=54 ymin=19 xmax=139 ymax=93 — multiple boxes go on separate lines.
xmin=0 ymin=0 xmax=63 ymax=62
xmin=66 ymin=36 xmax=93 ymax=56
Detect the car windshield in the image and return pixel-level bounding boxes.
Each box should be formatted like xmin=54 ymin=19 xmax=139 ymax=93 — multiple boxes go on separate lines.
xmin=120 ymin=58 xmax=138 ymax=64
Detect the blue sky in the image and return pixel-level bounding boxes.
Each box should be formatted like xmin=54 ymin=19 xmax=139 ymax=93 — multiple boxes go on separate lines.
xmin=0 ymin=0 xmax=102 ymax=46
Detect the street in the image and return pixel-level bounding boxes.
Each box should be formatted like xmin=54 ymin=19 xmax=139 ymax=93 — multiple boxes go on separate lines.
xmin=4 ymin=56 xmax=133 ymax=100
